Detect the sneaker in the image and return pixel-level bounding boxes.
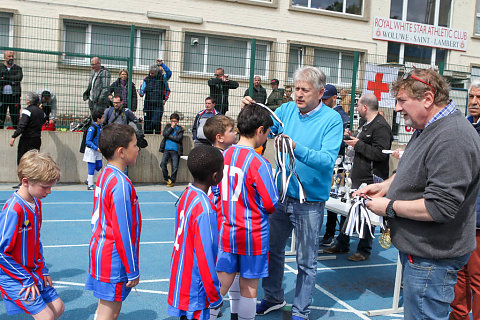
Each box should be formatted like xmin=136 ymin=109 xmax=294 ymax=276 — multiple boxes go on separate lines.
xmin=87 ymin=185 xmax=95 ymax=191
xmin=167 ymin=182 xmax=175 ymax=187
xmin=323 ymin=245 xmax=349 ymax=254
xmin=256 ymin=299 xmax=286 ymax=315
xmin=320 ymin=236 xmax=334 ymax=247
xmin=230 ymin=313 xmax=238 ymax=320
xmin=166 ymin=178 xmax=172 ymax=185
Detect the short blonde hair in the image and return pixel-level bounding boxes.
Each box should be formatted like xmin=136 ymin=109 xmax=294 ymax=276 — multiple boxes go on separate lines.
xmin=17 ymin=150 xmax=61 ymax=183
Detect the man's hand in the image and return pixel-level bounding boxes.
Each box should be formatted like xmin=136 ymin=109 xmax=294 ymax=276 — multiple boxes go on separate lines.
xmin=282 ymin=134 xmax=296 ymax=149
xmin=241 ymin=96 xmax=255 ymax=109
xmin=43 ymin=275 xmax=53 ymax=287
xmin=344 ymin=136 xmax=359 ymax=147
xmin=354 ymin=182 xmax=388 ymax=198
xmin=9 ymin=137 xmax=15 ymax=147
xmin=223 ymin=75 xmax=229 ymax=81
xmin=126 ymin=278 xmax=140 ymax=288
xmin=19 ymin=284 xmax=40 ymax=301
xmin=365 ymin=197 xmax=390 ymax=216
xmin=392 ymin=148 xmax=404 ymax=160
xmin=156 ymin=59 xmax=163 ymax=65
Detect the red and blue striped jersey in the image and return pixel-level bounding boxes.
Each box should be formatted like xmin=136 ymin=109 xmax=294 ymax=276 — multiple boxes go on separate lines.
xmin=0 ymin=193 xmax=48 ymax=289
xmin=88 ymin=164 xmax=142 ymax=283
xmin=168 ymin=185 xmax=222 ymax=312
xmin=217 ymin=145 xmax=278 ymax=256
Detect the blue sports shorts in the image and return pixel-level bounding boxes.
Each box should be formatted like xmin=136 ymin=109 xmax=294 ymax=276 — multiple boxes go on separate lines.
xmin=215 ymin=249 xmax=268 ymax=279
xmin=85 ymin=275 xmax=132 ymax=302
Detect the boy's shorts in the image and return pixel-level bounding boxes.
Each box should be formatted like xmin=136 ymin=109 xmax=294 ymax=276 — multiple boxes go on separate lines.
xmin=215 ymin=249 xmax=268 ymax=279
xmin=168 ymin=305 xmax=206 ymax=320
xmin=85 ymin=275 xmax=132 ymax=302
xmin=0 ymin=275 xmax=59 ymax=316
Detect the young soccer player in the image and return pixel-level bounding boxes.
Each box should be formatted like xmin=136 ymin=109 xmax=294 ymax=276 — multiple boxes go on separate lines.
xmin=160 ymin=112 xmax=184 ymax=187
xmin=0 ymin=150 xmax=64 ymax=319
xmin=203 ymin=115 xmax=236 ymax=151
xmin=83 ymin=109 xmax=104 ymax=190
xmin=212 ymin=104 xmax=278 ymax=320
xmin=168 ymin=145 xmax=224 ymax=320
xmin=86 ymin=123 xmax=142 ymax=320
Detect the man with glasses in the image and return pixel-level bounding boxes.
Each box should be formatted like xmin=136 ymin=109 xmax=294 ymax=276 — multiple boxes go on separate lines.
xmin=103 ymin=95 xmax=138 ymax=126
xmin=208 ymin=67 xmax=239 ymax=115
xmin=83 ymin=57 xmax=111 ymax=114
xmin=357 ymin=68 xmax=480 ymax=319
xmin=243 ymin=66 xmax=343 ymax=320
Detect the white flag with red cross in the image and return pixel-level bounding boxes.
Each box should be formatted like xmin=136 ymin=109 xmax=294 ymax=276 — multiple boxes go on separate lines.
xmin=362 ymin=64 xmax=398 ymax=109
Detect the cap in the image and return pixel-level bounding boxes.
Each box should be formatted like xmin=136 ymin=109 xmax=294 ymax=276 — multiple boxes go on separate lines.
xmin=322 ymin=84 xmax=338 ymax=99
xmin=271 ymin=79 xmax=279 ymax=85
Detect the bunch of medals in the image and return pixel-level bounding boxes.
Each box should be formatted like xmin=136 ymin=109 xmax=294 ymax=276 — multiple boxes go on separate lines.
xmin=379 ymin=221 xmax=391 ymax=249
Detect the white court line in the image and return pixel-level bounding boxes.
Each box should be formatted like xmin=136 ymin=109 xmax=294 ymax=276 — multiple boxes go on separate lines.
xmin=43 ymin=218 xmax=174 ymax=222
xmin=44 ymin=241 xmax=173 ymax=248
xmin=168 ymin=191 xmax=179 ymax=199
xmin=139 ymin=279 xmax=169 ymax=283
xmin=316 ymin=262 xmax=397 ymax=271
xmin=284 ymin=264 xmax=370 ymax=320
xmin=53 ymin=280 xmax=168 ymax=295
xmin=42 ymin=202 xmax=175 ymax=205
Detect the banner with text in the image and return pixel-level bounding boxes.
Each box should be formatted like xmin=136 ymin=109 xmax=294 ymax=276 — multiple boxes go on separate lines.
xmin=373 ymin=17 xmax=468 ymax=52
xmin=362 ymin=64 xmax=398 ymax=109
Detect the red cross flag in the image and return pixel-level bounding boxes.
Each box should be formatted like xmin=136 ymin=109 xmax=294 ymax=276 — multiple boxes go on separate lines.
xmin=362 ymin=64 xmax=398 ymax=109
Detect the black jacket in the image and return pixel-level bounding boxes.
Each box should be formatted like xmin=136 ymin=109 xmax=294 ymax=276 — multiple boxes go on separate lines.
xmin=12 ymin=104 xmax=45 ymax=139
xmin=159 ymin=124 xmax=184 ymax=155
xmin=143 ymin=74 xmax=165 ymax=109
xmin=350 ymin=113 xmax=392 ymax=188
xmin=243 ymin=85 xmax=267 ymax=104
xmin=109 ymin=78 xmax=138 ymax=111
xmin=0 ymin=63 xmax=23 ymax=97
xmin=208 ymin=78 xmax=239 ymax=112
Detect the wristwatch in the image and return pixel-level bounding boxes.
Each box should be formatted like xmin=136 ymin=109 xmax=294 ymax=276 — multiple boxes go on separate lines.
xmin=386 ymin=200 xmax=397 ymax=219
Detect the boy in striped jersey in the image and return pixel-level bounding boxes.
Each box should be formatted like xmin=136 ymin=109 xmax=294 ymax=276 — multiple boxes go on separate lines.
xmin=0 ymin=150 xmax=64 ymax=319
xmin=212 ymin=104 xmax=278 ymax=320
xmin=86 ymin=123 xmax=142 ymax=320
xmin=168 ymin=145 xmax=224 ymax=320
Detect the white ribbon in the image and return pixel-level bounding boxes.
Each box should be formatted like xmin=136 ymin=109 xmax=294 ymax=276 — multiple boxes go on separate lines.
xmin=342 ymin=196 xmax=375 ymax=239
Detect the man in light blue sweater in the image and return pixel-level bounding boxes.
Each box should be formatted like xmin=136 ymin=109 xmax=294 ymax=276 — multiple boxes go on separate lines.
xmin=244 ymin=66 xmax=343 ymax=320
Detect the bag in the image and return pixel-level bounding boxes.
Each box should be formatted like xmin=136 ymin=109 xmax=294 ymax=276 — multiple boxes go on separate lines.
xmin=129 ymin=121 xmax=148 ymax=148
xmin=80 ymin=120 xmax=97 ymax=154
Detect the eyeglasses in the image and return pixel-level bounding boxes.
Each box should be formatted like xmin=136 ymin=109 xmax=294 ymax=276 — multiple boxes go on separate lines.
xmin=402 ymin=72 xmax=436 ymax=95
xmin=214 ymin=73 xmax=222 ymax=77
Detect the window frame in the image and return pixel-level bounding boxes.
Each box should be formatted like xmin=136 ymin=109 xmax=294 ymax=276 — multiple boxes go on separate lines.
xmin=0 ymin=12 xmax=14 ymax=50
xmin=475 ymin=0 xmax=480 ymax=36
xmin=290 ymin=0 xmax=365 ymax=17
xmin=61 ymin=19 xmax=165 ymax=70
xmin=182 ymin=33 xmax=271 ymax=79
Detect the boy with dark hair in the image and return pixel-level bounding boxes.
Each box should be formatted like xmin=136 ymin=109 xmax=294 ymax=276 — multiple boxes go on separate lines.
xmin=160 ymin=112 xmax=184 ymax=187
xmin=192 ymin=97 xmax=220 ymax=147
xmin=0 ymin=150 xmax=64 ymax=319
xmin=203 ymin=115 xmax=236 ymax=151
xmin=83 ymin=109 xmax=104 ymax=190
xmin=86 ymin=123 xmax=142 ymax=320
xmin=168 ymin=145 xmax=224 ymax=320
xmin=211 ymin=104 xmax=278 ymax=320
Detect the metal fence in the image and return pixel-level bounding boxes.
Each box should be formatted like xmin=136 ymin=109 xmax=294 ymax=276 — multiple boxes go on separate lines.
xmin=0 ymin=14 xmax=473 ymax=139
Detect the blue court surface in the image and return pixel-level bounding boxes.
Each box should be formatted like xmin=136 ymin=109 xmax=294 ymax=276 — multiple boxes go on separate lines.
xmin=0 ymin=185 xmax=405 ymax=319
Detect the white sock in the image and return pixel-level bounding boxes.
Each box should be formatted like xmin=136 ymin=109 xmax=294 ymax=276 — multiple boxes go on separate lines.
xmin=87 ymin=175 xmax=94 ymax=186
xmin=238 ymin=296 xmax=256 ymax=320
xmin=209 ymin=307 xmax=221 ymax=320
xmin=228 ymin=275 xmax=240 ymax=314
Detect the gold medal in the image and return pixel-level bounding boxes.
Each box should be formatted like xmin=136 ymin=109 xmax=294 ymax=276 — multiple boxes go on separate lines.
xmin=379 ymin=228 xmax=391 ymax=249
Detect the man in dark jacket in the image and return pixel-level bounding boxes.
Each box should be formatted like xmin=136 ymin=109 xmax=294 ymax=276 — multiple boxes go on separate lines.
xmin=325 ymin=93 xmax=392 ymax=261
xmin=83 ymin=57 xmax=111 ymax=114
xmin=208 ymin=67 xmax=239 ymax=114
xmin=9 ymin=92 xmax=45 ymax=187
xmin=266 ymin=79 xmax=284 ymax=111
xmin=243 ymin=76 xmax=266 ymax=104
xmin=160 ymin=113 xmax=184 ymax=187
xmin=0 ymin=51 xmax=23 ymax=129
xmin=140 ymin=65 xmax=165 ymax=134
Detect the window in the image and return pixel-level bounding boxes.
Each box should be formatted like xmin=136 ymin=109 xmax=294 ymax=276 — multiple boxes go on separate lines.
xmin=472 ymin=66 xmax=480 ymax=83
xmin=183 ymin=33 xmax=270 ymax=78
xmin=387 ymin=0 xmax=451 ymax=65
xmin=0 ymin=13 xmax=13 ymax=53
xmin=62 ymin=20 xmax=164 ymax=68
xmin=476 ymin=0 xmax=480 ymax=35
xmin=292 ymin=0 xmax=363 ymax=15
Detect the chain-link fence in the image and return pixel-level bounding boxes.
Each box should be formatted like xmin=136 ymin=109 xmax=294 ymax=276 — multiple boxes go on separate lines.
xmin=0 ymin=13 xmax=474 ymax=140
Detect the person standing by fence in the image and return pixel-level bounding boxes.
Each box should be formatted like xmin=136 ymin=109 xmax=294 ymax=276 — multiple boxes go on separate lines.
xmin=0 ymin=51 xmax=23 ymax=129
xmin=140 ymin=64 xmax=165 ymax=134
xmin=83 ymin=57 xmax=111 ymax=114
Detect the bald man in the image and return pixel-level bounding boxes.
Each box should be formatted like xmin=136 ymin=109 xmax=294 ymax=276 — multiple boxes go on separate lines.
xmin=83 ymin=57 xmax=111 ymax=114
xmin=0 ymin=51 xmax=23 ymax=129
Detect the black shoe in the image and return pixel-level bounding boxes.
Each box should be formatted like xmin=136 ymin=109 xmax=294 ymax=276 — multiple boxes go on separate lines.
xmin=323 ymin=245 xmax=349 ymax=254
xmin=320 ymin=236 xmax=334 ymax=247
xmin=12 ymin=183 xmax=21 ymax=189
xmin=230 ymin=313 xmax=238 ymax=320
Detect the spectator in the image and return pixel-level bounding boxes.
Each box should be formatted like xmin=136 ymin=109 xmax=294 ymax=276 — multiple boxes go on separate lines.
xmin=449 ymin=80 xmax=480 ymax=320
xmin=283 ymin=86 xmax=293 ymax=103
xmin=140 ymin=64 xmax=165 ymax=134
xmin=35 ymin=89 xmax=57 ymax=129
xmin=266 ymin=78 xmax=284 ymax=111
xmin=104 ymin=95 xmax=138 ymax=126
xmin=243 ymin=76 xmax=266 ymax=104
xmin=339 ymin=88 xmax=352 ymax=114
xmin=192 ymin=96 xmax=220 ymax=148
xmin=245 ymin=66 xmax=343 ymax=319
xmin=108 ymin=69 xmax=138 ymax=111
xmin=357 ymin=68 xmax=480 ymax=319
xmin=156 ymin=59 xmax=172 ymax=105
xmin=325 ymin=93 xmax=392 ymax=261
xmin=160 ymin=113 xmax=184 ymax=188
xmin=83 ymin=57 xmax=111 ymax=114
xmin=9 ymin=92 xmax=45 ymax=188
xmin=0 ymin=50 xmax=23 ymax=129
xmin=208 ymin=67 xmax=239 ymax=114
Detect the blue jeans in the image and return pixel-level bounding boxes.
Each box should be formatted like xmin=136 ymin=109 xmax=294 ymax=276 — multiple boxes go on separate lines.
xmin=399 ymin=251 xmax=470 ymax=320
xmin=160 ymin=150 xmax=179 ymax=182
xmin=262 ymin=197 xmax=324 ymax=319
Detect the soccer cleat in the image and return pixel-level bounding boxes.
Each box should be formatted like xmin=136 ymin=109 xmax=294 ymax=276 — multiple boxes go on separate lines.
xmin=256 ymin=299 xmax=286 ymax=315
xmin=87 ymin=185 xmax=95 ymax=191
